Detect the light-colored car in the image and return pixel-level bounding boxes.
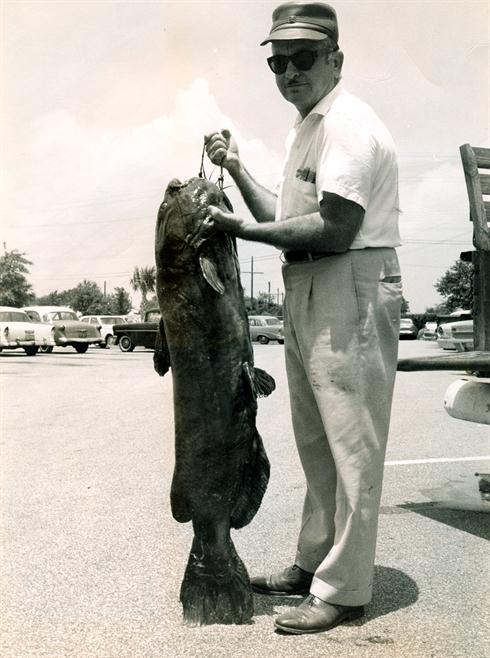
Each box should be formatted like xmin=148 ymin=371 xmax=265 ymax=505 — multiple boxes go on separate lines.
xmin=436 ymin=311 xmax=473 ymax=351
xmin=0 ymin=306 xmax=55 ymax=356
xmin=248 ymin=315 xmax=284 ymax=344
xmin=449 ymin=320 xmax=474 ymax=352
xmin=23 ymin=306 xmax=102 ymax=353
xmin=80 ymin=315 xmax=127 ymax=348
xmin=417 ymin=321 xmax=438 ymax=341
xmin=399 ymin=318 xmax=418 ymax=340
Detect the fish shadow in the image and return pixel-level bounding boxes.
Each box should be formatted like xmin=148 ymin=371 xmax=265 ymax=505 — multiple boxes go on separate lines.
xmin=253 ymin=565 xmax=419 ymax=625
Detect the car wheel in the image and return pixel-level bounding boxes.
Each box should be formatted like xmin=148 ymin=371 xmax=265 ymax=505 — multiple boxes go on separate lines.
xmin=99 ymin=334 xmax=113 ymax=348
xmin=75 ymin=344 xmax=89 ymax=354
xmin=119 ymin=335 xmax=135 ymax=352
xmin=24 ymin=346 xmax=39 ymax=356
xmin=258 ymin=335 xmax=269 ymax=345
xmin=39 ymin=345 xmax=54 ymax=354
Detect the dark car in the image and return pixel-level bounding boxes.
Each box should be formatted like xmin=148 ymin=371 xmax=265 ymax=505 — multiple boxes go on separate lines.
xmin=113 ymin=308 xmax=161 ymax=352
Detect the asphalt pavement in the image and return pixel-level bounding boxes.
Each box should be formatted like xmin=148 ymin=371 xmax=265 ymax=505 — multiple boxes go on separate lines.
xmin=1 ymin=339 xmax=489 ymax=657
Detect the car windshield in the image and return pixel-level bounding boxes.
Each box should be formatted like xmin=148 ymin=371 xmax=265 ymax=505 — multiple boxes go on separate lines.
xmin=0 ymin=311 xmax=30 ymax=322
xmin=145 ymin=311 xmax=161 ymax=322
xmin=264 ymin=317 xmax=281 ymax=325
xmin=400 ymin=319 xmax=413 ymax=326
xmin=101 ymin=317 xmax=125 ymax=323
xmin=49 ymin=311 xmax=78 ymax=321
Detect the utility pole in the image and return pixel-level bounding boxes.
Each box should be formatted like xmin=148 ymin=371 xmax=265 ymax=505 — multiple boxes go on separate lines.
xmin=241 ymin=256 xmax=263 ymax=304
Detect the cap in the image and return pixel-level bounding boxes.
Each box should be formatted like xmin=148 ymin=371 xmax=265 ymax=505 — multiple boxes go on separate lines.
xmin=260 ymin=1 xmax=338 ymax=46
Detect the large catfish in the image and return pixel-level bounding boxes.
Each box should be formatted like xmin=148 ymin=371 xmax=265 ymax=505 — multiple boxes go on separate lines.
xmin=153 ymin=176 xmax=274 ymax=626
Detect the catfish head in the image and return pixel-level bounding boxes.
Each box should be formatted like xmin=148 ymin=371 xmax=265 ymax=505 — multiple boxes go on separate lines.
xmin=155 ymin=176 xmax=235 ymax=295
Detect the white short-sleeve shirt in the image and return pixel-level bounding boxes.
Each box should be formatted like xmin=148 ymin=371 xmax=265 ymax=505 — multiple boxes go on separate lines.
xmin=275 ymin=84 xmax=401 ymax=249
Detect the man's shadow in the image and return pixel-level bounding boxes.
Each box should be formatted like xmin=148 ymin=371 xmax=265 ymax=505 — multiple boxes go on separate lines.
xmin=253 ymin=565 xmax=418 ymax=623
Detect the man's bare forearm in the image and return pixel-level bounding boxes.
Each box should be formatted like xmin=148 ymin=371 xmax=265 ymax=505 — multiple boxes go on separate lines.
xmin=239 ymin=206 xmax=361 ymax=253
xmin=228 ymin=160 xmax=277 ymax=223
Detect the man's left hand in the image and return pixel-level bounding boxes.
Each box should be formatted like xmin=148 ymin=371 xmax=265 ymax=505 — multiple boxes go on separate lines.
xmin=207 ymin=205 xmax=246 ymax=237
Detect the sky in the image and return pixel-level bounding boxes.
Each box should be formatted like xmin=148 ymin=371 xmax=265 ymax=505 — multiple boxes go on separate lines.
xmin=1 ymin=0 xmax=489 ymax=312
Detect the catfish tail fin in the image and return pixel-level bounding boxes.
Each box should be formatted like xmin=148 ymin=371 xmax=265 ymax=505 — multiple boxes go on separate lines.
xmin=180 ymin=520 xmax=253 ymax=626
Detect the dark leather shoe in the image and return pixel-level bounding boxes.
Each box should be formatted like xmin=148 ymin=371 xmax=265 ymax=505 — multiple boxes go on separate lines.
xmin=251 ymin=564 xmax=313 ymax=596
xmin=275 ymin=594 xmax=364 ymax=634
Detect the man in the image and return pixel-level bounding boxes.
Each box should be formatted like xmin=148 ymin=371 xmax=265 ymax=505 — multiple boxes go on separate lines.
xmin=205 ymin=0 xmax=402 ymax=635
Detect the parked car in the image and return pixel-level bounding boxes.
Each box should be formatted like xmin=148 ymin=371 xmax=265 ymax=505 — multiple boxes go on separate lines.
xmin=417 ymin=321 xmax=438 ymax=341
xmin=23 ymin=306 xmax=102 ymax=353
xmin=248 ymin=315 xmax=284 ymax=344
xmin=436 ymin=310 xmax=473 ymax=351
xmin=399 ymin=318 xmax=418 ymax=340
xmin=0 ymin=306 xmax=55 ymax=356
xmin=113 ymin=308 xmax=161 ymax=352
xmin=437 ymin=319 xmax=474 ymax=352
xmin=80 ymin=315 xmax=128 ymax=348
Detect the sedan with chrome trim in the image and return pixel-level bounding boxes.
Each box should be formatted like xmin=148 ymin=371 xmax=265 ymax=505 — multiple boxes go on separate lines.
xmin=23 ymin=306 xmax=102 ymax=353
xmin=0 ymin=306 xmax=55 ymax=356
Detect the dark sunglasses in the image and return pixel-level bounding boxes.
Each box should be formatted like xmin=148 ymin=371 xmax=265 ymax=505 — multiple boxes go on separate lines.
xmin=267 ymin=49 xmax=332 ymax=75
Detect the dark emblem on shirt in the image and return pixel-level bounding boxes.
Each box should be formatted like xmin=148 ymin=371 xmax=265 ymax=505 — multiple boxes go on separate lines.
xmin=296 ymin=167 xmax=316 ymax=184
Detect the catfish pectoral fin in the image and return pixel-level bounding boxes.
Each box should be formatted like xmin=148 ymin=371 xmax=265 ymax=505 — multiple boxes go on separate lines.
xmin=252 ymin=367 xmax=276 ymax=397
xmin=153 ymin=318 xmax=171 ymax=377
xmin=199 ymin=254 xmax=225 ymax=295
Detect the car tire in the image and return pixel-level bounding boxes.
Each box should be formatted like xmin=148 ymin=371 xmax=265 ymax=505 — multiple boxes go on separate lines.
xmin=39 ymin=345 xmax=54 ymax=354
xmin=100 ymin=335 xmax=113 ymax=349
xmin=24 ymin=346 xmax=39 ymax=356
xmin=258 ymin=335 xmax=269 ymax=345
xmin=75 ymin=344 xmax=89 ymax=354
xmin=119 ymin=335 xmax=135 ymax=352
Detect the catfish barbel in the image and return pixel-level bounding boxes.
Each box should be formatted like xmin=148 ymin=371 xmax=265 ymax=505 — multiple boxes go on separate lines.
xmin=153 ymin=176 xmax=274 ymax=626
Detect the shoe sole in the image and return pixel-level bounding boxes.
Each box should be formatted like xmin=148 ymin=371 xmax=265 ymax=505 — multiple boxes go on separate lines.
xmin=251 ymin=586 xmax=310 ymax=597
xmin=274 ymin=608 xmax=364 ymax=635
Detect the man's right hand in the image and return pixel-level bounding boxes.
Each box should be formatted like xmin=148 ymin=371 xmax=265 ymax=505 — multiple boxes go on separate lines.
xmin=204 ymin=129 xmax=239 ymax=173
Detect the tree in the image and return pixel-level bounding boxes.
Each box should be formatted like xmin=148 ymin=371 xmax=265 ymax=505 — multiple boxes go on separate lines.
xmin=245 ymin=291 xmax=283 ymax=318
xmin=36 ymin=290 xmax=73 ymax=306
xmin=401 ymin=296 xmax=410 ymax=315
xmin=435 ymin=260 xmax=474 ymax=312
xmin=70 ymin=280 xmax=105 ymax=315
xmin=0 ymin=248 xmax=35 ymax=307
xmin=130 ymin=265 xmax=156 ymax=313
xmin=107 ymin=287 xmax=132 ymax=315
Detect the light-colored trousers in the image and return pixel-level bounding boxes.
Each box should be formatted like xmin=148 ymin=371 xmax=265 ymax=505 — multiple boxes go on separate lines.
xmin=282 ymin=247 xmax=402 ymax=607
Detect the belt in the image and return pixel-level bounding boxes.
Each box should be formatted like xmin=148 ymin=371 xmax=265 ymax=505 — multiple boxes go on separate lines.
xmin=283 ymin=250 xmax=339 ymax=263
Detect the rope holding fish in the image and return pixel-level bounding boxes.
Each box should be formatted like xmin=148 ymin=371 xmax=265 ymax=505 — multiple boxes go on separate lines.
xmin=200 ymin=139 xmax=225 ymax=191
xmin=199 ymin=141 xmax=207 ymax=180
xmin=217 ymin=165 xmax=224 ymax=191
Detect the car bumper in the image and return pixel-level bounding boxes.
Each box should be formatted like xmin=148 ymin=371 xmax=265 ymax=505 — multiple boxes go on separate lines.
xmin=2 ymin=339 xmax=37 ymax=348
xmin=57 ymin=337 xmax=102 ymax=345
